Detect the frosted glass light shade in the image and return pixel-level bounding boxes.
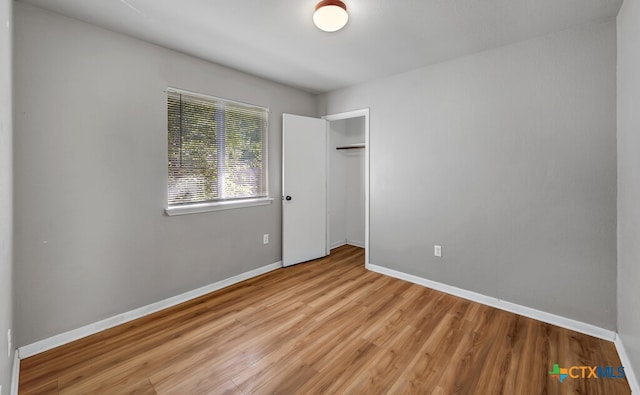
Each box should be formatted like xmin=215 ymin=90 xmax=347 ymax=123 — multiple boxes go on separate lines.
xmin=313 ymin=0 xmax=348 ymax=32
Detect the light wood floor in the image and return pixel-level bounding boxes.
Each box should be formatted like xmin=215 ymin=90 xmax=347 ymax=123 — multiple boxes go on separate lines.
xmin=19 ymin=245 xmax=630 ymax=394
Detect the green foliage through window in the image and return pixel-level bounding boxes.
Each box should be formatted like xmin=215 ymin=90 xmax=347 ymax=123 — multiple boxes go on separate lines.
xmin=167 ymin=89 xmax=268 ymax=205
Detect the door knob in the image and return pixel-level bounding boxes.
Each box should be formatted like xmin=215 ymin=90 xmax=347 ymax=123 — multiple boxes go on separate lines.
xmin=285 ymin=195 xmax=292 ymax=201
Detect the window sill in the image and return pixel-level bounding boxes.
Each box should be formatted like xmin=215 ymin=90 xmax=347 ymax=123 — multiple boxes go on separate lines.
xmin=165 ymin=197 xmax=274 ymax=216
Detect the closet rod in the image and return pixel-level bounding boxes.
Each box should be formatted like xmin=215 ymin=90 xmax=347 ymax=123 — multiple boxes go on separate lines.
xmin=336 ymin=143 xmax=365 ymax=150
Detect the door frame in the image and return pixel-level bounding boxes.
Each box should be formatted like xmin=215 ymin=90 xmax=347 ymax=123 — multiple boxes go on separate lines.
xmin=322 ymin=108 xmax=370 ymax=266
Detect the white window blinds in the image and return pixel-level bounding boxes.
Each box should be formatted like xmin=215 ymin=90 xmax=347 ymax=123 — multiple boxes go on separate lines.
xmin=167 ymin=88 xmax=268 ymax=206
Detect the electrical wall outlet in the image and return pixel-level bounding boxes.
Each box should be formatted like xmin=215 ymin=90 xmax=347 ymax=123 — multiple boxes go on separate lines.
xmin=434 ymin=245 xmax=442 ymax=257
xmin=6 ymin=329 xmax=10 ymax=357
xmin=263 ymin=234 xmax=269 ymax=244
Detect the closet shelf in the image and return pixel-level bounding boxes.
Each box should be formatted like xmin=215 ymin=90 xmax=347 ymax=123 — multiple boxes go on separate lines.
xmin=336 ymin=143 xmax=365 ymax=150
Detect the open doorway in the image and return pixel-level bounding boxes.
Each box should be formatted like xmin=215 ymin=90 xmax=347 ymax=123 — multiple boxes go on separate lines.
xmin=324 ymin=109 xmax=370 ymax=265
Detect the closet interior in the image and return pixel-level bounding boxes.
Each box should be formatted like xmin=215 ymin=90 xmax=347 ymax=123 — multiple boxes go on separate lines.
xmin=328 ymin=116 xmax=366 ymax=249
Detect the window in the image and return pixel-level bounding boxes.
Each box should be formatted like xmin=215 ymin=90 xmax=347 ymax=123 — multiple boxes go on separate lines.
xmin=166 ymin=88 xmax=269 ymax=214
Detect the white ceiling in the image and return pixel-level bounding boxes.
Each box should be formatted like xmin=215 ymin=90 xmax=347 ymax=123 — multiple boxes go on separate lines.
xmin=18 ymin=0 xmax=623 ymax=93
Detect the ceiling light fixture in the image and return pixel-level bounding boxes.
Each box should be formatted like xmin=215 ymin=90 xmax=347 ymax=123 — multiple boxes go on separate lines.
xmin=313 ymin=0 xmax=348 ymax=32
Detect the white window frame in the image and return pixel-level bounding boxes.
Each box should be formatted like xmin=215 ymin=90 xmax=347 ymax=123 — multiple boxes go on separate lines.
xmin=164 ymin=88 xmax=273 ymax=216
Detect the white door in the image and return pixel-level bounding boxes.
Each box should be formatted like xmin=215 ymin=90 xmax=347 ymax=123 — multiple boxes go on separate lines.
xmin=282 ymin=114 xmax=327 ymax=267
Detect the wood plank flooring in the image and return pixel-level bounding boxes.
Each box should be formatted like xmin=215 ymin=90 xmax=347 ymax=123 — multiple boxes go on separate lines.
xmin=19 ymin=245 xmax=631 ymax=394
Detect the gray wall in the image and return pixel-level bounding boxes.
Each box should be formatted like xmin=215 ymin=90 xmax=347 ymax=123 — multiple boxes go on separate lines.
xmin=13 ymin=3 xmax=316 ymax=347
xmin=0 ymin=0 xmax=13 ymax=390
xmin=319 ymin=20 xmax=618 ymax=329
xmin=617 ymin=0 xmax=640 ymax=378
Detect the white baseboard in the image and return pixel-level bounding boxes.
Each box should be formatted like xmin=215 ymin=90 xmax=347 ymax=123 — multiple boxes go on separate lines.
xmin=18 ymin=261 xmax=282 ymax=359
xmin=10 ymin=351 xmax=19 ymax=395
xmin=330 ymin=240 xmax=365 ymax=249
xmin=330 ymin=240 xmax=347 ymax=249
xmin=346 ymin=240 xmax=365 ymax=248
xmin=615 ymin=335 xmax=640 ymax=394
xmin=366 ymin=263 xmax=616 ymax=342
